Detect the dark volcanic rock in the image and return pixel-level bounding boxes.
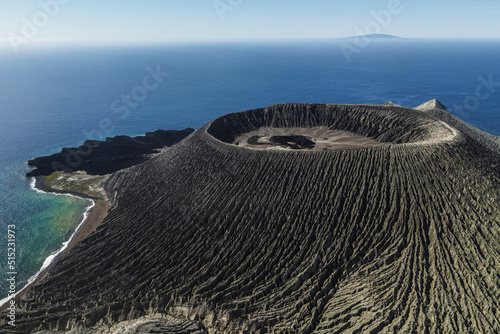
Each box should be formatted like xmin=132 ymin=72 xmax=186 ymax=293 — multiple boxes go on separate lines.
xmin=26 ymin=129 xmax=195 ymax=176
xmin=5 ymin=103 xmax=500 ymax=333
xmin=269 ymin=135 xmax=315 ymax=149
xmin=247 ymin=135 xmax=264 ymax=145
xmin=246 ymin=135 xmax=316 ymax=149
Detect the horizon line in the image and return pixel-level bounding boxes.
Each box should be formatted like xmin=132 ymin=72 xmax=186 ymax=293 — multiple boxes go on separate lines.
xmin=1 ymin=36 xmax=500 ymax=49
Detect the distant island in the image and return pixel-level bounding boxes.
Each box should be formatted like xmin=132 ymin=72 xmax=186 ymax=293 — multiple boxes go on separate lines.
xmin=345 ymin=33 xmax=401 ymax=39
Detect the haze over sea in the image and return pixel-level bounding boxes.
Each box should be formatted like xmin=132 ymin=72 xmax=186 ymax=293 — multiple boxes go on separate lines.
xmin=0 ymin=39 xmax=499 ymax=299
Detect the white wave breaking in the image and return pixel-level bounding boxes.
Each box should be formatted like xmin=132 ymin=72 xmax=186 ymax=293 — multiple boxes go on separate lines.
xmin=0 ymin=178 xmax=95 ymax=308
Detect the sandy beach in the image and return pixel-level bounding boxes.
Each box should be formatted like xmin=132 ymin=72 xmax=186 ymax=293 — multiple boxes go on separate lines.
xmin=65 ymin=199 xmax=110 ymax=252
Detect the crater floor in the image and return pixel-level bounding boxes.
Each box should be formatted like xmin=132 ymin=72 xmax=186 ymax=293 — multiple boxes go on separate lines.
xmin=233 ymin=127 xmax=389 ymax=151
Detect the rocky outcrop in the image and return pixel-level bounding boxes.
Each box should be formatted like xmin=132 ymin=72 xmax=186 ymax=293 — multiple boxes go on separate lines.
xmin=26 ymin=129 xmax=195 ymax=177
xmin=5 ymin=103 xmax=500 ymax=333
xmin=415 ymin=98 xmax=448 ymax=112
xmin=417 ymin=99 xmax=500 ymax=154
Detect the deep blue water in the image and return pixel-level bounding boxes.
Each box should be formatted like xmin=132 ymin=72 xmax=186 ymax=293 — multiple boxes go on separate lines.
xmin=0 ymin=39 xmax=499 ymax=300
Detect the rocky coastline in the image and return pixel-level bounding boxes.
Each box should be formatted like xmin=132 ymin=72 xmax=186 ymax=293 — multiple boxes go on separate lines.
xmin=26 ymin=128 xmax=195 ymax=177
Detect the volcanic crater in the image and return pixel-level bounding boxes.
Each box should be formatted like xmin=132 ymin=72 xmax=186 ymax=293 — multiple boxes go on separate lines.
xmin=209 ymin=103 xmax=458 ymax=151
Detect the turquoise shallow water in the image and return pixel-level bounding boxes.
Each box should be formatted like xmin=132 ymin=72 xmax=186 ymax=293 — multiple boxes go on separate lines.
xmin=0 ymin=39 xmax=499 ymax=300
xmin=0 ymin=161 xmax=90 ymax=298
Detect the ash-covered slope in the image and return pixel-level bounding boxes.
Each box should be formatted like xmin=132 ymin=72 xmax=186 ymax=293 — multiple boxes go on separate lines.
xmin=6 ymin=103 xmax=500 ymax=333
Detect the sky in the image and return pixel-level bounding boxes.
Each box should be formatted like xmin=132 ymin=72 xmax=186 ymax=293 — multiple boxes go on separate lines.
xmin=0 ymin=0 xmax=499 ymax=47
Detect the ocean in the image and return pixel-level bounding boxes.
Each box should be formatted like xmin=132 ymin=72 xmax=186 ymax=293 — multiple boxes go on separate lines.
xmin=0 ymin=39 xmax=499 ymax=300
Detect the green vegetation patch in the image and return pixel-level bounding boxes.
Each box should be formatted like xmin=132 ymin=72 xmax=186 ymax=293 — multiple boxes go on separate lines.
xmin=44 ymin=171 xmax=109 ymax=198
